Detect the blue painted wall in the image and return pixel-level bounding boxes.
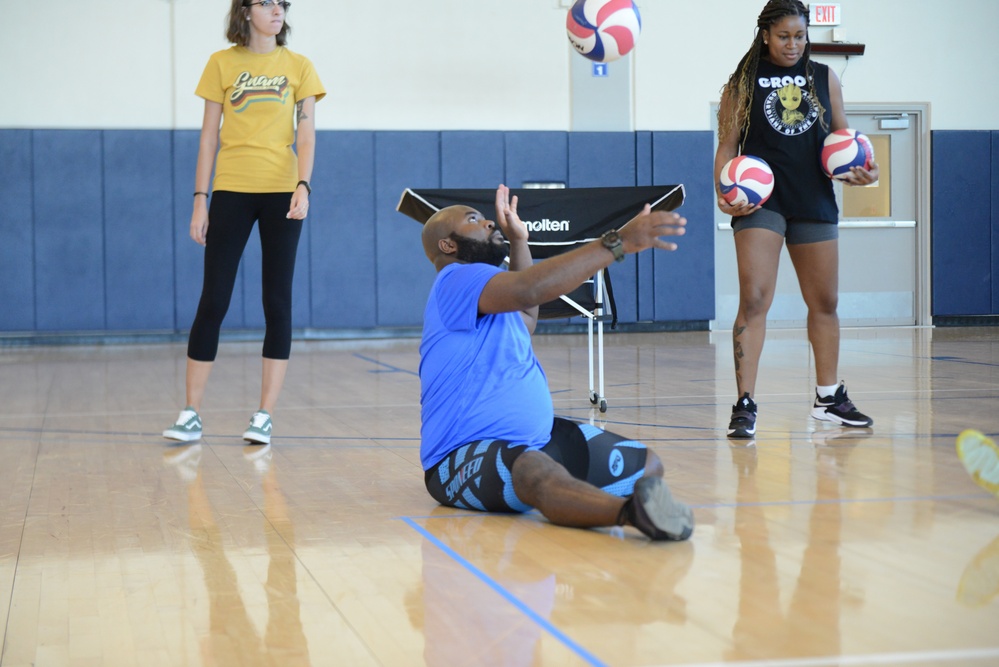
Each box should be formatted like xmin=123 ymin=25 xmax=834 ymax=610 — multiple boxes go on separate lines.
xmin=995 ymin=131 xmax=999 ymax=315
xmin=930 ymin=131 xmax=999 ymax=316
xmin=0 ymin=131 xmax=33 ymax=331
xmin=0 ymin=128 xmax=717 ymax=337
xmin=15 ymin=128 xmax=999 ymax=334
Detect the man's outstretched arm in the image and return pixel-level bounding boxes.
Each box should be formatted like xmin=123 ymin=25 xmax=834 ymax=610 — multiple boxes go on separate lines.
xmin=479 ymin=204 xmax=686 ymax=316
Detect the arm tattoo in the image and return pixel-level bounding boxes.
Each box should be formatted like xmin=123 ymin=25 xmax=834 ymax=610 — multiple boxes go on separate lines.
xmin=296 ymin=101 xmax=308 ymax=123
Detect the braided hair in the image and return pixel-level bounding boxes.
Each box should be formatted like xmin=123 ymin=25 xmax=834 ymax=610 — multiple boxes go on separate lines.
xmin=717 ymin=0 xmax=827 ymax=149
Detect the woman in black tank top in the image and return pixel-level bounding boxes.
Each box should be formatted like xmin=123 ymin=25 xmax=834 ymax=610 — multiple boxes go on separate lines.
xmin=713 ymin=0 xmax=879 ymax=438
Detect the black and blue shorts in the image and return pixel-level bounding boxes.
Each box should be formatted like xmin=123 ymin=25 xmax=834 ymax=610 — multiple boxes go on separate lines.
xmin=423 ymin=418 xmax=649 ymax=513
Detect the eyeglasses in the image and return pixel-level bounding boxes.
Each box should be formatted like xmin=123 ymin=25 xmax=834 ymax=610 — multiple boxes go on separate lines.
xmin=244 ymin=1 xmax=291 ymax=10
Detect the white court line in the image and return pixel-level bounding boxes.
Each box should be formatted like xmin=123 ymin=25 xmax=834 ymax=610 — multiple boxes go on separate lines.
xmin=651 ymin=647 xmax=999 ymax=667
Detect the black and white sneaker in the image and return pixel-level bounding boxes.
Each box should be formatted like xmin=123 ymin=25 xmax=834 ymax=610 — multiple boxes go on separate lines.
xmin=811 ymin=383 xmax=873 ymax=427
xmin=727 ymin=393 xmax=757 ymax=438
xmin=623 ymin=476 xmax=694 ymax=541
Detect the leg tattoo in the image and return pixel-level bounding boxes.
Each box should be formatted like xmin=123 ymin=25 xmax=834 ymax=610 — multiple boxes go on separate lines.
xmin=733 ymin=324 xmax=746 ymax=391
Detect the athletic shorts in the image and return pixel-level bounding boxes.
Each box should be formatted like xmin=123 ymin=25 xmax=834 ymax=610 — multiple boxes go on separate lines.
xmin=423 ymin=417 xmax=649 ymax=513
xmin=732 ymin=207 xmax=838 ymax=245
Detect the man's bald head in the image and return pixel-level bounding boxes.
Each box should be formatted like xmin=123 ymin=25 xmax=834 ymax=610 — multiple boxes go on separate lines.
xmin=422 ymin=204 xmax=508 ymax=271
xmin=422 ymin=205 xmax=479 ymax=264
xmin=422 ymin=206 xmax=457 ymax=261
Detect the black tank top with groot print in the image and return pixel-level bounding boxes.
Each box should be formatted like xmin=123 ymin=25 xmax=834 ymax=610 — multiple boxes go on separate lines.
xmin=741 ymin=58 xmax=838 ymax=224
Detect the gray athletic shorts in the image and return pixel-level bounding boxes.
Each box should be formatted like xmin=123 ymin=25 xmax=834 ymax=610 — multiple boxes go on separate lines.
xmin=732 ymin=208 xmax=838 ymax=245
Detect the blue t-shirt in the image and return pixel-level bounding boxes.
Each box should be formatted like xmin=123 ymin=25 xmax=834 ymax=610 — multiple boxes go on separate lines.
xmin=419 ymin=263 xmax=554 ymax=470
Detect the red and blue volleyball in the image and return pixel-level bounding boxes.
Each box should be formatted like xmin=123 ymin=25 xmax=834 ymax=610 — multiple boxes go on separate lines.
xmin=821 ymin=129 xmax=875 ymax=181
xmin=719 ymin=155 xmax=774 ymax=207
xmin=566 ymin=0 xmax=642 ymax=63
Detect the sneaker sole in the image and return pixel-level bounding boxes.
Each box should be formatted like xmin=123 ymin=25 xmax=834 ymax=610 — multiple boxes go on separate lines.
xmin=727 ymin=426 xmax=756 ymax=438
xmin=634 ymin=477 xmax=694 ymax=541
xmin=957 ymin=430 xmax=999 ymax=497
xmin=163 ymin=429 xmax=202 ymax=442
xmin=810 ymin=407 xmax=873 ymax=428
xmin=243 ymin=431 xmax=271 ymax=445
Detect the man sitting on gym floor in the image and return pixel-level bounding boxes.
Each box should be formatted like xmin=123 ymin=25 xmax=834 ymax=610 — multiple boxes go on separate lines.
xmin=418 ymin=184 xmax=694 ymax=541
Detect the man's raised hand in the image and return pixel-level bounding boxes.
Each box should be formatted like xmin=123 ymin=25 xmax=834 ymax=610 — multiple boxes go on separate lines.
xmin=618 ymin=205 xmax=687 ymax=255
xmin=494 ymin=184 xmax=528 ymax=243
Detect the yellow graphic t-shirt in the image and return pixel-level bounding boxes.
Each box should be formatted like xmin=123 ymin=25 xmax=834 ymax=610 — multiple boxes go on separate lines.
xmin=196 ymin=46 xmax=326 ymax=193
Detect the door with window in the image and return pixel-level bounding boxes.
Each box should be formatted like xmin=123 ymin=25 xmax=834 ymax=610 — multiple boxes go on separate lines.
xmin=713 ymin=104 xmax=930 ymax=328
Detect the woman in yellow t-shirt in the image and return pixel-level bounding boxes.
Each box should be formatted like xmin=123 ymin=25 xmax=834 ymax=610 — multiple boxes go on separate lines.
xmin=164 ymin=0 xmax=325 ymax=446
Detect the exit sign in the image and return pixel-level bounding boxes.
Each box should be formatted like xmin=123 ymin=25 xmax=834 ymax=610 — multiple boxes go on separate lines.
xmin=811 ymin=3 xmax=841 ymax=25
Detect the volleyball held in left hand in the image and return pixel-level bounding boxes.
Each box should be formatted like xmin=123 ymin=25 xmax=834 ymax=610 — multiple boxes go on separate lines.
xmin=566 ymin=0 xmax=642 ymax=63
xmin=821 ymin=129 xmax=875 ymax=181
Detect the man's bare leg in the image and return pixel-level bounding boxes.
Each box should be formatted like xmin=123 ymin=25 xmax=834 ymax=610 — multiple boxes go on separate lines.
xmin=511 ymin=450 xmax=692 ymax=540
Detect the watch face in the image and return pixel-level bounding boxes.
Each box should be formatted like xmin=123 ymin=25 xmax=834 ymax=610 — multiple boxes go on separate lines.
xmin=602 ymin=230 xmax=624 ymax=261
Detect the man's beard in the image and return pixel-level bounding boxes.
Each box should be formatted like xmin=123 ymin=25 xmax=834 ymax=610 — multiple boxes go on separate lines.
xmin=450 ymin=232 xmax=508 ymax=267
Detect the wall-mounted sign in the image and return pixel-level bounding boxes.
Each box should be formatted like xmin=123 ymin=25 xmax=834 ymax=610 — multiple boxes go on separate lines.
xmin=811 ymin=3 xmax=841 ymax=26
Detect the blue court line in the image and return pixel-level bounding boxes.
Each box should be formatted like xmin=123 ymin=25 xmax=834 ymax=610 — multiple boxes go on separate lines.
xmin=930 ymin=355 xmax=999 ymax=368
xmin=1 ymin=423 xmax=992 ymax=449
xmin=400 ymin=516 xmax=608 ymax=667
xmin=552 ymin=393 xmax=999 ymax=415
xmin=352 ymin=353 xmax=419 ymax=376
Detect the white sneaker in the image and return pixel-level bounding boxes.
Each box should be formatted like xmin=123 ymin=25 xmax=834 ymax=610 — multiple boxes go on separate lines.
xmin=163 ymin=407 xmax=202 ymax=442
xmin=243 ymin=410 xmax=273 ymax=445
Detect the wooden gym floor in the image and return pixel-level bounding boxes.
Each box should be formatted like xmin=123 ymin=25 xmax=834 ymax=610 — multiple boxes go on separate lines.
xmin=0 ymin=326 xmax=997 ymax=666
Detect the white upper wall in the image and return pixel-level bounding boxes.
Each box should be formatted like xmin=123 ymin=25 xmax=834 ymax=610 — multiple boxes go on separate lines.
xmin=4 ymin=0 xmax=998 ymax=131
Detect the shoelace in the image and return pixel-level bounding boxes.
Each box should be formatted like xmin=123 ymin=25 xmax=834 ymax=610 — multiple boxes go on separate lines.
xmin=250 ymin=412 xmax=270 ymax=428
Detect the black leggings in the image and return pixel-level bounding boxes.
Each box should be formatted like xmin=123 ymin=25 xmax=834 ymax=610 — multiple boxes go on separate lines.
xmin=187 ymin=191 xmax=302 ymax=362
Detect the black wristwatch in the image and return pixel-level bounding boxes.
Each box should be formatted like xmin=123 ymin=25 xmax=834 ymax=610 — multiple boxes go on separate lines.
xmin=297 ymin=180 xmax=311 ymax=194
xmin=601 ymin=230 xmax=625 ymax=263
